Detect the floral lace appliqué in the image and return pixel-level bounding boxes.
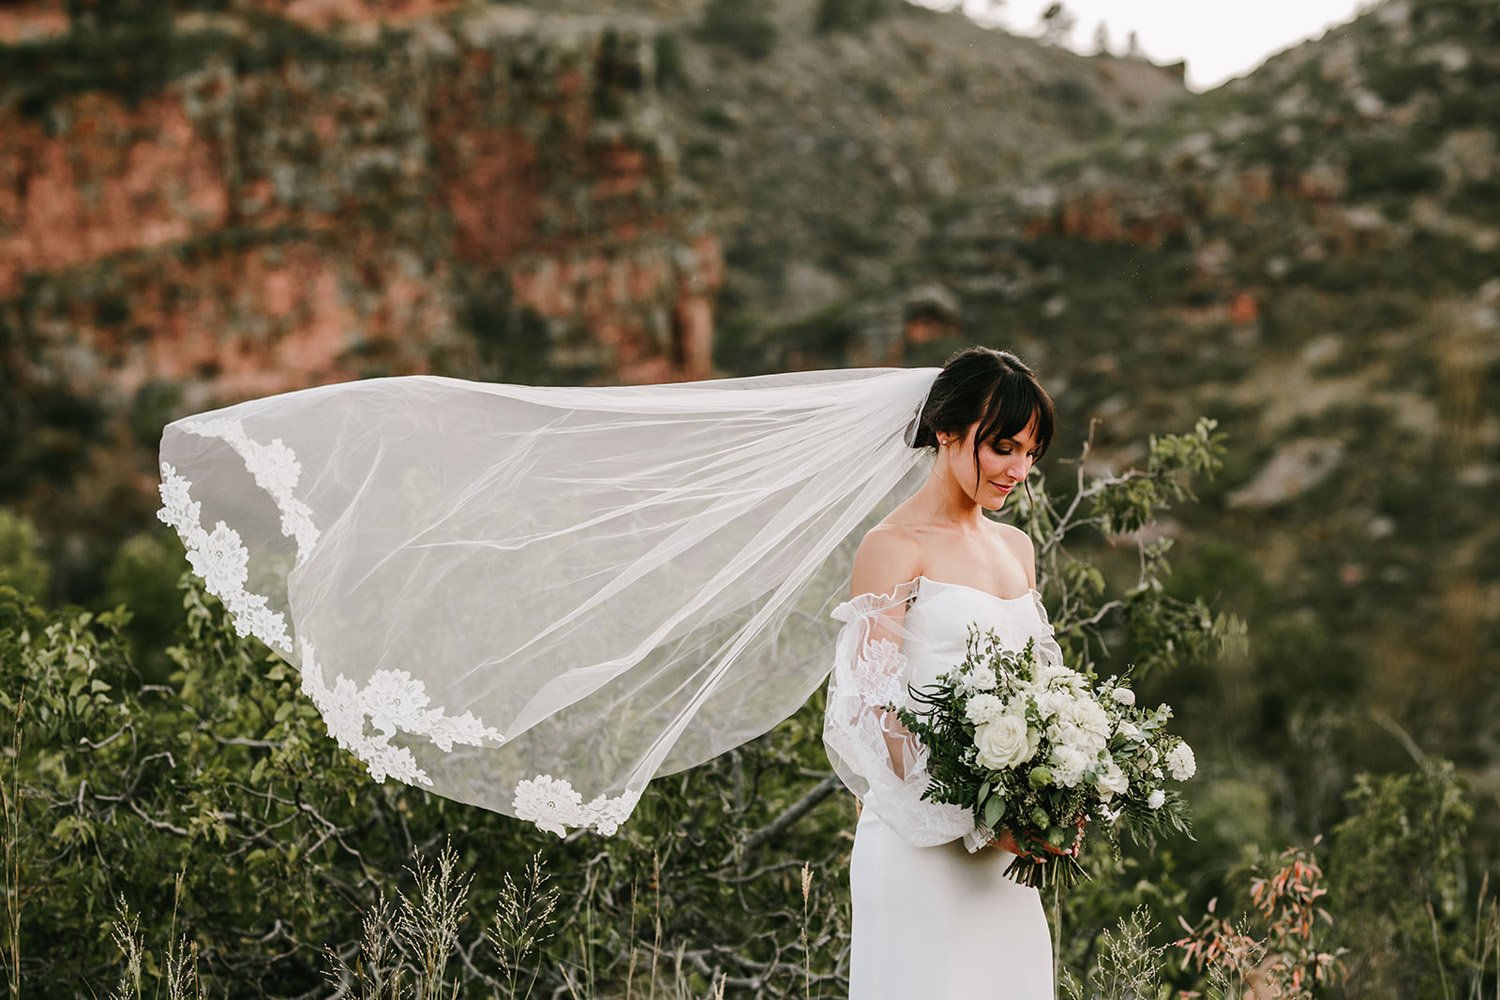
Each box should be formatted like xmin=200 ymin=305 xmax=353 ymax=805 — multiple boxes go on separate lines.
xmin=298 ymin=638 xmax=505 ymax=786
xmin=157 ymin=461 xmax=294 ymax=654
xmin=848 ymin=635 xmax=906 ymax=708
xmin=157 ymin=421 xmax=508 ymax=793
xmin=513 ymin=774 xmax=643 ymax=838
xmin=181 ymin=416 xmax=321 ymax=564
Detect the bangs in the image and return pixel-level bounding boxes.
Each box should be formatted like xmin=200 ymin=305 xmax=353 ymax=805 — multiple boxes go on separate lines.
xmin=973 ymin=371 xmax=1056 ymax=458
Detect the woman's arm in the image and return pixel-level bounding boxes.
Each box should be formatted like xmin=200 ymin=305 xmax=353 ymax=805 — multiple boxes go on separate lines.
xmin=847 ymin=525 xmax=923 ymax=780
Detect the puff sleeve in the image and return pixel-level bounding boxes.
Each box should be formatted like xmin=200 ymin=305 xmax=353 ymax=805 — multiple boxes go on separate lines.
xmin=820 ymin=579 xmax=987 ymax=852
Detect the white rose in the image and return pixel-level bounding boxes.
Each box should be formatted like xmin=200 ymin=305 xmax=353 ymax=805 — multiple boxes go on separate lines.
xmin=1166 ymin=740 xmax=1197 ymax=781
xmin=1116 ymin=721 xmax=1141 ymax=740
xmin=1048 ymin=744 xmax=1091 ymax=787
xmin=975 ymin=715 xmax=1035 ymax=771
xmin=1112 ymin=687 xmax=1135 ymax=706
xmin=1093 ymin=757 xmax=1129 ymax=801
xmin=1147 ymin=788 xmax=1166 ymax=810
xmin=964 ymin=693 xmax=1005 ymax=727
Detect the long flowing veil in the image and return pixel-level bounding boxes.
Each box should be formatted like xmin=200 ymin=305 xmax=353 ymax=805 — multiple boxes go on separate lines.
xmin=155 ymin=365 xmax=939 ymax=836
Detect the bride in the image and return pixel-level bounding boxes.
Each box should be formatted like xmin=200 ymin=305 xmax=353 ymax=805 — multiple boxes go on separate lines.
xmin=822 ymin=347 xmax=1068 ymax=998
xmin=153 ymin=341 xmax=1070 ymax=995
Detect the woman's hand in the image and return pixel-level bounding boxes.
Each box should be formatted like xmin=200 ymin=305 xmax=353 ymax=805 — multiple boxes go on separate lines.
xmin=989 ymin=812 xmax=1088 ymax=860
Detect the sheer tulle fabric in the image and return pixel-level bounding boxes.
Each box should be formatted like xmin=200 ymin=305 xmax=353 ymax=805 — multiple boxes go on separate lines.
xmin=822 ymin=578 xmax=979 ymax=850
xmin=822 ymin=575 xmax=1070 ymax=853
xmin=155 ymin=367 xmax=940 ymax=837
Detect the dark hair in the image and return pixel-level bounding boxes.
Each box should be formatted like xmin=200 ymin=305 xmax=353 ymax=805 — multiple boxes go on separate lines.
xmin=909 ymin=346 xmax=1057 ymax=503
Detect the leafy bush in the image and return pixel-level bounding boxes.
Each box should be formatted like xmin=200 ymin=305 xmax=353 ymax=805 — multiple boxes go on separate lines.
xmin=0 ymin=509 xmax=49 ymax=601
xmin=1326 ymin=748 xmax=1477 ymax=996
xmin=814 ymin=0 xmax=899 ymax=35
xmin=696 ymin=0 xmax=777 ymax=61
xmin=0 ymin=415 xmax=1247 ymax=995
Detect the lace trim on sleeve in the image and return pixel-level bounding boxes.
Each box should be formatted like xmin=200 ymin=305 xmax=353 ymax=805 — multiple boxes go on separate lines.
xmin=822 ymin=579 xmax=980 ymax=851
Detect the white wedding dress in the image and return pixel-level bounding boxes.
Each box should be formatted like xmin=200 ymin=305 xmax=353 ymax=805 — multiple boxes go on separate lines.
xmin=824 ymin=574 xmax=1058 ymax=999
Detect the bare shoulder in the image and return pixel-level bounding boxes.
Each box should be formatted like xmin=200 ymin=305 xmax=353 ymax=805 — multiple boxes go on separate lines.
xmin=991 ymin=520 xmax=1037 ymax=586
xmin=992 ymin=520 xmax=1034 ymax=553
xmin=849 ymin=522 xmax=923 ymax=600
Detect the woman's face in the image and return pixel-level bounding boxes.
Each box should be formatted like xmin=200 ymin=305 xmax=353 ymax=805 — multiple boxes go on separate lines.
xmin=939 ymin=411 xmax=1041 ymax=510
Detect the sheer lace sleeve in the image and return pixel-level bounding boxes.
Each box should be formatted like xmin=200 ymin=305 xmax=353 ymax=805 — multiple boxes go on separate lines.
xmin=821 ymin=579 xmax=981 ymax=851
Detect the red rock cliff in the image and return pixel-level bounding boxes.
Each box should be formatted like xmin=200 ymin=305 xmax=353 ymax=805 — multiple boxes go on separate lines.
xmin=1 ymin=3 xmax=722 ymax=426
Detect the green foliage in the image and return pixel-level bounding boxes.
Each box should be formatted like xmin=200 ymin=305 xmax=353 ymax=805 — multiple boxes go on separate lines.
xmin=696 ymin=0 xmax=777 ymax=60
xmin=104 ymin=530 xmax=186 ymax=683
xmin=1088 ymin=417 xmax=1227 ymax=537
xmin=2 ymin=10 xmax=348 ymax=118
xmin=1327 ymin=748 xmax=1476 ymax=996
xmin=4 ymin=408 xmax=1492 ymax=997
xmin=1013 ymin=416 xmax=1238 ymax=683
xmin=0 ymin=569 xmax=858 ymax=995
xmin=652 ymin=30 xmax=687 ymax=91
xmin=0 ymin=509 xmax=49 ymax=601
xmin=1344 ymin=136 xmax=1446 ymax=199
xmin=458 ymin=279 xmax=579 ymax=387
xmin=813 ymin=0 xmax=898 ymax=35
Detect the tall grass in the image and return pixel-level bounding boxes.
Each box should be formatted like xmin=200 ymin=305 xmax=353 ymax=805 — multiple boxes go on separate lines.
xmin=90 ymin=832 xmax=1500 ymax=998
xmin=2 ymin=693 xmax=22 ymax=999
xmin=109 ymin=873 xmax=204 ymax=1000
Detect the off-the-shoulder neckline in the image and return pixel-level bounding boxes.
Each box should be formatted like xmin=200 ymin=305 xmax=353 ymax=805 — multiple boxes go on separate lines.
xmin=912 ymin=574 xmax=1038 ymax=604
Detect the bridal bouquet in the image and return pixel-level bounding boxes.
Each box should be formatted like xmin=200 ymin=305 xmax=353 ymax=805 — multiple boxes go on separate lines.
xmin=888 ymin=625 xmax=1195 ymax=890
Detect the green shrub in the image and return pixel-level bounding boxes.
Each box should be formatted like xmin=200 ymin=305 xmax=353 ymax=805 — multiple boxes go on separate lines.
xmin=653 ymin=29 xmax=687 ymax=90
xmin=0 ymin=509 xmax=48 ymax=601
xmin=814 ymin=0 xmax=899 ymax=35
xmin=696 ymin=0 xmax=777 ymax=60
xmin=1327 ymin=753 xmax=1475 ymax=996
xmin=103 ymin=530 xmax=187 ymax=683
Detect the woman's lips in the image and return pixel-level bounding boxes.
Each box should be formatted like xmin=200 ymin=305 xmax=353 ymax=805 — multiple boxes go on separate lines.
xmin=990 ymin=481 xmax=1013 ymax=493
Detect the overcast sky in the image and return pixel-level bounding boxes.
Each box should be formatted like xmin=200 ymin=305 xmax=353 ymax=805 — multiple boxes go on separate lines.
xmin=911 ymin=0 xmax=1376 ymax=92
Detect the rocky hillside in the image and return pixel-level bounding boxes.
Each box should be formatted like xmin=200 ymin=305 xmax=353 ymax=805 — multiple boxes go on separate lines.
xmin=0 ymin=2 xmax=722 ymax=588
xmin=645 ymin=0 xmax=1187 ymax=351
xmin=0 ymin=0 xmax=1188 ymax=596
xmin=883 ymin=0 xmax=1498 ymax=791
xmin=0 ymin=3 xmax=721 ymax=398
